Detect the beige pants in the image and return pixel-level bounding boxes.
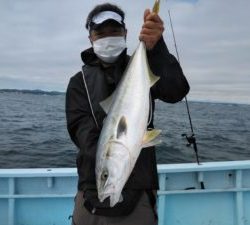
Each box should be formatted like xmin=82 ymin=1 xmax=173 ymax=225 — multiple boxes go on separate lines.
xmin=72 ymin=191 xmax=158 ymax=225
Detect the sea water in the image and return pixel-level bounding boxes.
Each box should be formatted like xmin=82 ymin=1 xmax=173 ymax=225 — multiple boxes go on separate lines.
xmin=0 ymin=91 xmax=250 ymax=168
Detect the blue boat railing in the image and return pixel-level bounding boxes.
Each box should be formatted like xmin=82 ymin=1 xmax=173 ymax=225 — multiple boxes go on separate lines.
xmin=0 ymin=168 xmax=77 ymax=225
xmin=1 ymin=160 xmax=250 ymax=225
xmin=157 ymin=160 xmax=250 ymax=225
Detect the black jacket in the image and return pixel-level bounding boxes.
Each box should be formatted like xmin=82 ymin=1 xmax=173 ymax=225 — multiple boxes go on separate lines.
xmin=66 ymin=37 xmax=189 ymax=192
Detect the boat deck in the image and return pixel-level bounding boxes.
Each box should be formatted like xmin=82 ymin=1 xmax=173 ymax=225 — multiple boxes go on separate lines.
xmin=1 ymin=160 xmax=250 ymax=225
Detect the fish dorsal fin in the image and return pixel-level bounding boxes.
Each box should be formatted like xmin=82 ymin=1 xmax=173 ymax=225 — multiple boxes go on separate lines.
xmin=100 ymin=93 xmax=114 ymax=114
xmin=117 ymin=116 xmax=127 ymax=139
xmin=142 ymin=129 xmax=162 ymax=148
xmin=149 ymin=70 xmax=160 ymax=87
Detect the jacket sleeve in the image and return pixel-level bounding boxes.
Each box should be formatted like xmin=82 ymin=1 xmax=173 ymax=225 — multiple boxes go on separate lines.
xmin=147 ymin=36 xmax=190 ymax=103
xmin=65 ymin=73 xmax=99 ymax=159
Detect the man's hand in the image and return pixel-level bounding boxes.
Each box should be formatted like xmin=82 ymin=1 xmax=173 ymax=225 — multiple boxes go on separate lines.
xmin=139 ymin=9 xmax=164 ymax=50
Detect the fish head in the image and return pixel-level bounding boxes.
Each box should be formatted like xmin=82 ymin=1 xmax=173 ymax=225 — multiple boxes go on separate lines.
xmin=97 ymin=138 xmax=131 ymax=207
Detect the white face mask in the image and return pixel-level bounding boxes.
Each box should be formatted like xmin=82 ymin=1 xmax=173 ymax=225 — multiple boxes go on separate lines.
xmin=92 ymin=36 xmax=126 ymax=63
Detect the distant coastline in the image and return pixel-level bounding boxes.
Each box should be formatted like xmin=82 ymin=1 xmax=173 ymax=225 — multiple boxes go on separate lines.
xmin=0 ymin=88 xmax=249 ymax=106
xmin=0 ymin=89 xmax=65 ymax=95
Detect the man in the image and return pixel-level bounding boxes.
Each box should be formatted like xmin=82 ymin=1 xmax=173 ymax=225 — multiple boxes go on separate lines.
xmin=66 ymin=3 xmax=189 ymax=225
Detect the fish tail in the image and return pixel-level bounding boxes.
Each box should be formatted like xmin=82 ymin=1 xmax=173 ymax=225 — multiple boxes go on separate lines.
xmin=152 ymin=0 xmax=160 ymax=14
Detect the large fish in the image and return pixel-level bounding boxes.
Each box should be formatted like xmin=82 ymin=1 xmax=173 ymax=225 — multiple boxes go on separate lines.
xmin=95 ymin=41 xmax=161 ymax=207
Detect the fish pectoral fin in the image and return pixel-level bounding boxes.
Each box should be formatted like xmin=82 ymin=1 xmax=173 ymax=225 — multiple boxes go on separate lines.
xmin=142 ymin=139 xmax=162 ymax=148
xmin=100 ymin=93 xmax=114 ymax=114
xmin=142 ymin=129 xmax=162 ymax=148
xmin=143 ymin=129 xmax=161 ymax=143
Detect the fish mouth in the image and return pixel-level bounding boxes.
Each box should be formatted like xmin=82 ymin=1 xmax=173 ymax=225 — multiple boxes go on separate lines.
xmin=98 ymin=192 xmax=121 ymax=207
xmin=98 ymin=184 xmax=120 ymax=207
xmin=98 ymin=189 xmax=117 ymax=205
xmin=98 ymin=192 xmax=112 ymax=202
xmin=98 ymin=182 xmax=114 ymax=202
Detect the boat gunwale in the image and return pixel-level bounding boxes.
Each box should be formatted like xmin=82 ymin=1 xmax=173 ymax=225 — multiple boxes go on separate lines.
xmin=0 ymin=160 xmax=250 ymax=177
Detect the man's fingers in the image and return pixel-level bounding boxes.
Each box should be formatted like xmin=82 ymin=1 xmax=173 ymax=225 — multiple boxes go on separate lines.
xmin=140 ymin=9 xmax=164 ymax=49
xmin=144 ymin=9 xmax=151 ymax=22
xmin=145 ymin=12 xmax=163 ymax=24
xmin=141 ymin=27 xmax=163 ymax=36
xmin=139 ymin=34 xmax=159 ymax=44
xmin=139 ymin=34 xmax=156 ymax=49
xmin=142 ymin=21 xmax=164 ymax=32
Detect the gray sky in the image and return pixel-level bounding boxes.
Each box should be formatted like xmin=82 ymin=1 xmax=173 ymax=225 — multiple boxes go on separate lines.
xmin=0 ymin=0 xmax=249 ymax=104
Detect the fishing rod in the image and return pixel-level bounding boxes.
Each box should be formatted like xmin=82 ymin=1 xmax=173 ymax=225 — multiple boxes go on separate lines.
xmin=153 ymin=0 xmax=200 ymax=165
xmin=168 ymin=10 xmax=201 ymax=165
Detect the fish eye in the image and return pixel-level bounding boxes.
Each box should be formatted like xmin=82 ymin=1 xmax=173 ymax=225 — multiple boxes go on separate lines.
xmin=101 ymin=171 xmax=109 ymax=181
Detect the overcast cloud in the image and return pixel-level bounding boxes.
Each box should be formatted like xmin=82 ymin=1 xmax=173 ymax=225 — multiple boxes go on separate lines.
xmin=0 ymin=0 xmax=249 ymax=104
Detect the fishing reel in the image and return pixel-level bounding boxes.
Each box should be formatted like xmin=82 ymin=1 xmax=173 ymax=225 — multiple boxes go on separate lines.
xmin=182 ymin=133 xmax=200 ymax=165
xmin=182 ymin=133 xmax=196 ymax=147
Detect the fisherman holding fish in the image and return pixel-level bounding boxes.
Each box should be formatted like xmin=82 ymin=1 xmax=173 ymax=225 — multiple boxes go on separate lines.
xmin=66 ymin=2 xmax=189 ymax=225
